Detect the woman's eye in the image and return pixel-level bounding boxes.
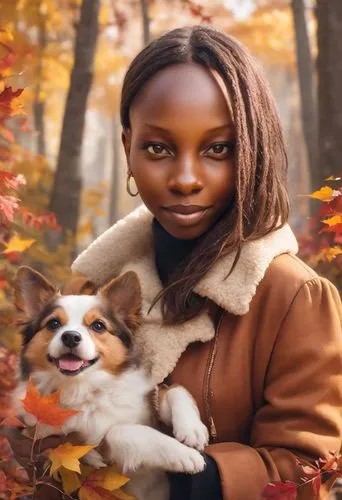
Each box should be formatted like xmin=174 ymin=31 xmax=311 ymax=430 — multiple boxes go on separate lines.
xmin=46 ymin=318 xmax=61 ymax=331
xmin=145 ymin=143 xmax=170 ymax=156
xmin=91 ymin=320 xmax=106 ymax=333
xmin=206 ymin=142 xmax=235 ymax=158
xmin=212 ymin=144 xmax=228 ymax=154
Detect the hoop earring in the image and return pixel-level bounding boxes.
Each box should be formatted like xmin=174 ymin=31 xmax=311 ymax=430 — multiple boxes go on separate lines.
xmin=126 ymin=172 xmax=139 ymax=197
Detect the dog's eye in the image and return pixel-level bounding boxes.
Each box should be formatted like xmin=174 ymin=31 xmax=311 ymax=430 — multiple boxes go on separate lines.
xmin=91 ymin=320 xmax=106 ymax=333
xmin=46 ymin=318 xmax=61 ymax=331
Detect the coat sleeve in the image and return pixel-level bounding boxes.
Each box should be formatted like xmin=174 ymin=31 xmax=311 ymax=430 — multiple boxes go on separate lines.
xmin=206 ymin=277 xmax=342 ymax=500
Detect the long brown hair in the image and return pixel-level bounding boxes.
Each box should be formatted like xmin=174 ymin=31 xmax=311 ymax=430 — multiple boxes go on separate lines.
xmin=120 ymin=25 xmax=289 ymax=324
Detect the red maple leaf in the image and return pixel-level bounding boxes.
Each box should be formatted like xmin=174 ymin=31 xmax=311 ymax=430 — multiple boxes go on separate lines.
xmin=0 ymin=194 xmax=19 ymax=221
xmin=0 ymin=435 xmax=14 ymax=463
xmin=261 ymin=481 xmax=298 ymax=499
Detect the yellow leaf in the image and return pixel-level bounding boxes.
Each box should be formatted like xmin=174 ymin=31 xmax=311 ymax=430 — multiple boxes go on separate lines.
xmin=77 ymin=219 xmax=93 ymax=240
xmin=0 ymin=30 xmax=13 ymax=44
xmin=47 ymin=442 xmax=95 ymax=475
xmin=86 ymin=465 xmax=130 ymax=491
xmin=3 ymin=235 xmax=35 ymax=254
xmin=322 ymin=215 xmax=342 ymax=227
xmin=94 ymin=208 xmax=106 ymax=217
xmin=324 ymin=247 xmax=342 ymax=262
xmin=112 ymin=490 xmax=136 ymax=500
xmin=309 ymin=186 xmax=335 ymax=202
xmin=59 ymin=467 xmax=82 ymax=494
xmin=0 ymin=81 xmax=4 ymax=94
xmin=325 ymin=175 xmax=341 ymax=181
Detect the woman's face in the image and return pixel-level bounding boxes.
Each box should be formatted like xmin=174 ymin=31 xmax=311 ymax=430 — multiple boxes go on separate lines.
xmin=123 ymin=63 xmax=235 ymax=240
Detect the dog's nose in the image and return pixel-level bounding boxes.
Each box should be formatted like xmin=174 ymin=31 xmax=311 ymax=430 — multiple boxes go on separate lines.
xmin=61 ymin=331 xmax=82 ymax=349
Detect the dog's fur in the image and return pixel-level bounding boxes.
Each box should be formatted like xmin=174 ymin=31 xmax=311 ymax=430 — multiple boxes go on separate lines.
xmin=12 ymin=267 xmax=208 ymax=500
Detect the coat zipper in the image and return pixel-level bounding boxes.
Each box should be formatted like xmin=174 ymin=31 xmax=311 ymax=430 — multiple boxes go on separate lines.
xmin=203 ymin=308 xmax=225 ymax=443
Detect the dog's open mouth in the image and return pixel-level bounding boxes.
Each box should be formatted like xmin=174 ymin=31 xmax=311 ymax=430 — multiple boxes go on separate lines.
xmin=47 ymin=354 xmax=99 ymax=376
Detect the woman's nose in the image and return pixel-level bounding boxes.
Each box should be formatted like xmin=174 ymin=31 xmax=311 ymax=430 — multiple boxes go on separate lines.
xmin=168 ymin=157 xmax=204 ymax=195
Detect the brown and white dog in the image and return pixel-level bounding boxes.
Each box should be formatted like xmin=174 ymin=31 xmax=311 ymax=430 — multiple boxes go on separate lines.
xmin=12 ymin=266 xmax=208 ymax=499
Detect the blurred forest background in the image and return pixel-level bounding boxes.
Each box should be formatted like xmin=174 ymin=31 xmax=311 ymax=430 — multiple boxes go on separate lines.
xmin=0 ymin=0 xmax=342 ymax=353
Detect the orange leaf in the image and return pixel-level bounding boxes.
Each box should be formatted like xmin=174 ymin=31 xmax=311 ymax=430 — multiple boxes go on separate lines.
xmin=0 ymin=435 xmax=14 ymax=462
xmin=21 ymin=380 xmax=79 ymax=426
xmin=1 ymin=414 xmax=26 ymax=429
xmin=79 ymin=483 xmax=123 ymax=500
xmin=309 ymin=186 xmax=335 ymax=202
xmin=85 ymin=465 xmax=130 ymax=491
xmin=322 ymin=215 xmax=342 ymax=227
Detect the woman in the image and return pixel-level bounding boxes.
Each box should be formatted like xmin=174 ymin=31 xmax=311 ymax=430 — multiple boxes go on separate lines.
xmin=5 ymin=25 xmax=341 ymax=500
xmin=71 ymin=25 xmax=341 ymax=499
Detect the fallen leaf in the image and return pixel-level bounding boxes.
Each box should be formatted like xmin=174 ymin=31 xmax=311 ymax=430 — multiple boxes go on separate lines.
xmin=112 ymin=490 xmax=136 ymax=500
xmin=85 ymin=465 xmax=130 ymax=491
xmin=47 ymin=442 xmax=95 ymax=475
xmin=21 ymin=380 xmax=79 ymax=426
xmin=0 ymin=435 xmax=14 ymax=462
xmin=1 ymin=414 xmax=26 ymax=428
xmin=3 ymin=234 xmax=35 ymax=254
xmin=261 ymin=480 xmax=297 ymax=499
xmin=79 ymin=483 xmax=123 ymax=500
xmin=59 ymin=466 xmax=82 ymax=494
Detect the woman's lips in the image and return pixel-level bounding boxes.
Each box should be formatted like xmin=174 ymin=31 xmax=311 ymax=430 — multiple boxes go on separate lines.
xmin=162 ymin=205 xmax=211 ymax=226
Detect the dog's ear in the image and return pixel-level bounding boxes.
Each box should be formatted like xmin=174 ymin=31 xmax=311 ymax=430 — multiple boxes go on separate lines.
xmin=61 ymin=274 xmax=97 ymax=296
xmin=14 ymin=266 xmax=56 ymax=320
xmin=100 ymin=271 xmax=141 ymax=328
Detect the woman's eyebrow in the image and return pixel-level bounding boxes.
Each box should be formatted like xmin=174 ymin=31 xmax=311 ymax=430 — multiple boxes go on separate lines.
xmin=142 ymin=123 xmax=234 ymax=132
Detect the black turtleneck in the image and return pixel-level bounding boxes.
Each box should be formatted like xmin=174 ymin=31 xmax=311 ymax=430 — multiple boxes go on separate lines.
xmin=152 ymin=218 xmax=223 ymax=500
xmin=153 ymin=218 xmax=201 ymax=286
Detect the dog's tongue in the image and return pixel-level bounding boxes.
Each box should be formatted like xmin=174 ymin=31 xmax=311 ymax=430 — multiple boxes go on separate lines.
xmin=58 ymin=355 xmax=83 ymax=371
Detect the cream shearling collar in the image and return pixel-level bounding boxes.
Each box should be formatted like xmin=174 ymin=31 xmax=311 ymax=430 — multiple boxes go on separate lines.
xmin=72 ymin=205 xmax=298 ymax=382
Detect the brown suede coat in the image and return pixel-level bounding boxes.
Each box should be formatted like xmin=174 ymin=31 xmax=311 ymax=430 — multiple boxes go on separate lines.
xmin=72 ymin=206 xmax=342 ymax=500
xmin=169 ymin=254 xmax=342 ymax=499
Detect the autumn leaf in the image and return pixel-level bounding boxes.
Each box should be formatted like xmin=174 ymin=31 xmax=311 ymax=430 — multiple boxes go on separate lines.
xmin=0 ymin=86 xmax=24 ymax=123
xmin=3 ymin=234 xmax=35 ymax=253
xmin=261 ymin=480 xmax=298 ymax=499
xmin=325 ymin=175 xmax=341 ymax=181
xmin=55 ymin=466 xmax=82 ymax=494
xmin=47 ymin=442 xmax=95 ymax=475
xmin=0 ymin=435 xmax=14 ymax=462
xmin=0 ymin=171 xmax=26 ymax=190
xmin=320 ymin=223 xmax=342 ymax=235
xmin=21 ymin=379 xmax=79 ymax=426
xmin=1 ymin=414 xmax=26 ymax=428
xmin=309 ymin=186 xmax=336 ymax=202
xmin=322 ymin=215 xmax=342 ymax=227
xmin=0 ymin=30 xmax=13 ymax=45
xmin=0 ymin=195 xmax=19 ymax=221
xmin=112 ymin=490 xmax=136 ymax=500
xmin=300 ymin=464 xmax=322 ymax=494
xmin=320 ymin=247 xmax=342 ymax=262
xmin=85 ymin=465 xmax=130 ymax=491
xmin=79 ymin=483 xmax=124 ymax=500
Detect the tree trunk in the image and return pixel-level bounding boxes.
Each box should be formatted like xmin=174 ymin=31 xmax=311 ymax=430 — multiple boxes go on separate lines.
xmin=48 ymin=0 xmax=100 ymax=247
xmin=109 ymin=114 xmax=120 ymax=226
xmin=140 ymin=0 xmax=150 ymax=46
xmin=316 ymin=0 xmax=342 ymax=182
xmin=33 ymin=9 xmax=46 ymax=156
xmin=291 ymin=0 xmax=317 ymax=189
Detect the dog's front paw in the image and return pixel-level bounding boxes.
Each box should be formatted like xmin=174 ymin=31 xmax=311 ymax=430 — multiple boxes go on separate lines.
xmin=82 ymin=449 xmax=107 ymax=468
xmin=165 ymin=441 xmax=206 ymax=474
xmin=173 ymin=416 xmax=209 ymax=451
